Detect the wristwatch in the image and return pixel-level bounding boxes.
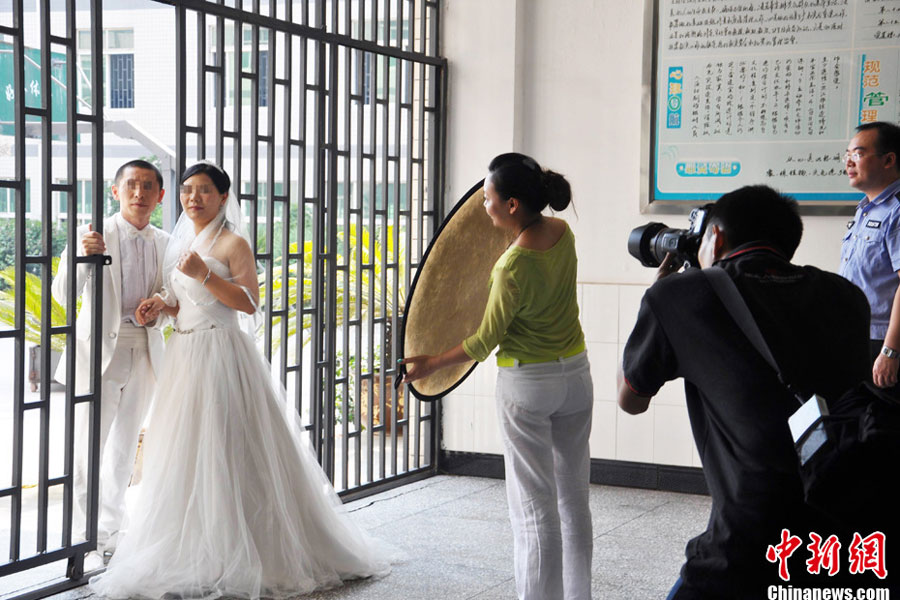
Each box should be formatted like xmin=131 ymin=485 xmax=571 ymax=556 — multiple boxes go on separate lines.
xmin=881 ymin=345 xmax=899 ymax=359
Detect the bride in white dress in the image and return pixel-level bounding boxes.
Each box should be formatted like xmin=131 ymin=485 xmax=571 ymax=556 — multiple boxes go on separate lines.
xmin=89 ymin=162 xmax=390 ymax=599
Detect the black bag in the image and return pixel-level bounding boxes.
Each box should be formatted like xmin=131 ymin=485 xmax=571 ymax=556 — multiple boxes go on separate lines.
xmin=801 ymin=381 xmax=900 ymax=529
xmin=704 ymin=267 xmax=900 ymax=531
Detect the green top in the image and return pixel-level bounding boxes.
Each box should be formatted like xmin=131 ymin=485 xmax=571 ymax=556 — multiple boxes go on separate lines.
xmin=462 ymin=223 xmax=585 ymax=363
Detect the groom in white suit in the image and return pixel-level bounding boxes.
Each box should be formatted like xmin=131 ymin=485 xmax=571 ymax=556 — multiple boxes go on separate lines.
xmin=52 ymin=159 xmax=169 ymax=558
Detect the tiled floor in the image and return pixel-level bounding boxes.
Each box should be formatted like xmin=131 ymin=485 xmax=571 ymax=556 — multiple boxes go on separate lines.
xmin=6 ymin=475 xmax=712 ymax=600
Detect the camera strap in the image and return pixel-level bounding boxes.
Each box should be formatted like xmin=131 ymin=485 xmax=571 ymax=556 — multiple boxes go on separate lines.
xmin=703 ymin=266 xmax=806 ymax=406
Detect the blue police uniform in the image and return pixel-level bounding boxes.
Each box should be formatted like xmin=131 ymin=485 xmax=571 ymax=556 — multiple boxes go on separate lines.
xmin=839 ymin=178 xmax=900 ymax=341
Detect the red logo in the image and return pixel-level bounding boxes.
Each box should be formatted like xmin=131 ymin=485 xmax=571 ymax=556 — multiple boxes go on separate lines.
xmin=766 ymin=530 xmax=888 ymax=581
xmin=806 ymin=533 xmax=841 ymax=576
xmin=848 ymin=531 xmax=887 ymax=579
xmin=766 ymin=529 xmax=803 ymax=581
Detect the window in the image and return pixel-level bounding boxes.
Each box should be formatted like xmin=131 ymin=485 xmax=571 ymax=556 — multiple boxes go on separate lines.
xmin=78 ymin=54 xmax=92 ymax=106
xmin=55 ymin=179 xmax=100 ymax=225
xmin=354 ymin=51 xmax=397 ymax=106
xmin=109 ymin=54 xmax=134 ymax=108
xmin=354 ymin=21 xmax=406 ymax=105
xmin=258 ymin=50 xmax=268 ymax=107
xmin=76 ymin=179 xmax=92 ymax=215
xmin=209 ymin=25 xmax=269 ymax=107
xmin=243 ymin=180 xmax=284 ymax=199
xmin=361 ymin=52 xmax=373 ymax=105
xmin=0 ymin=187 xmax=13 ymax=213
xmin=0 ymin=182 xmax=31 ymax=215
xmin=76 ymin=29 xmax=135 ymax=109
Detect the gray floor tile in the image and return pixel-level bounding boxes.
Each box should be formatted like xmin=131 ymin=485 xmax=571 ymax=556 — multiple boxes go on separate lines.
xmin=382 ymin=515 xmax=514 ymax=573
xmin=606 ymin=495 xmax=710 ymax=542
xmin=418 ymin=481 xmax=510 ymax=523
xmin=464 ymin=579 xmax=517 ymax=600
xmin=593 ymin=529 xmax=687 ymax=593
xmin=7 ymin=475 xmax=711 ymax=600
xmin=344 ymin=475 xmax=502 ymax=531
xmin=302 ymin=559 xmax=511 ymax=600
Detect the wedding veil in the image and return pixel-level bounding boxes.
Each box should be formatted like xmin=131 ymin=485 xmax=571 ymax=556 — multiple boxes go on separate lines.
xmin=159 ymin=161 xmax=260 ymax=319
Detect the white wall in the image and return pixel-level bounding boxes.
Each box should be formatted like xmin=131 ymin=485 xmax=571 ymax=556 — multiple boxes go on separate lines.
xmin=440 ymin=0 xmax=853 ymax=467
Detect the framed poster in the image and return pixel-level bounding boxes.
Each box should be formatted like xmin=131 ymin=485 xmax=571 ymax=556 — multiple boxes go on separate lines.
xmin=650 ymin=0 xmax=900 ymax=207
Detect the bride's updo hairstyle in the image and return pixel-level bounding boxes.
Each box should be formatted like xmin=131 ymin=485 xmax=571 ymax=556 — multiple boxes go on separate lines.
xmin=487 ymin=152 xmax=572 ymax=214
xmin=181 ymin=161 xmax=231 ymax=195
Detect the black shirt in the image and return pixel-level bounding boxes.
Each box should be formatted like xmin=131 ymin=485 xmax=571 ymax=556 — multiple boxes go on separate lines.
xmin=623 ymin=244 xmax=870 ymax=599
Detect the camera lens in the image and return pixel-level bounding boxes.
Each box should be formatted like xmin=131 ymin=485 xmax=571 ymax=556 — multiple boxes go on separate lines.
xmin=628 ymin=208 xmax=710 ymax=270
xmin=627 ymin=223 xmax=669 ymax=268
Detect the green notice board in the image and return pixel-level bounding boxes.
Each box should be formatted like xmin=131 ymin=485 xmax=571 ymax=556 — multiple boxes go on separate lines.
xmin=0 ymin=41 xmax=69 ymax=136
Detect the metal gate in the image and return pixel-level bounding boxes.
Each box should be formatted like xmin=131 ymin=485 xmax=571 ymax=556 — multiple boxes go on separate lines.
xmin=169 ymin=0 xmax=446 ymax=498
xmin=0 ymin=0 xmax=107 ymax=593
xmin=1 ymin=0 xmax=444 ymax=597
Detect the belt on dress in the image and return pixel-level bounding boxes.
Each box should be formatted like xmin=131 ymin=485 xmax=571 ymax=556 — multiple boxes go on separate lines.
xmin=496 ymin=341 xmax=585 ymax=368
xmin=175 ymin=324 xmax=217 ymax=335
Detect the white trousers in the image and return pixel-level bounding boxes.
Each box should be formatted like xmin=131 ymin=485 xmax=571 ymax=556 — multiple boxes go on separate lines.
xmin=73 ymin=325 xmax=155 ymax=551
xmin=496 ymin=352 xmax=594 ymax=600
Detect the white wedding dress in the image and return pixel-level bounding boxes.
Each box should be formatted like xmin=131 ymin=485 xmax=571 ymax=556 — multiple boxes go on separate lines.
xmin=90 ymin=258 xmax=391 ymax=599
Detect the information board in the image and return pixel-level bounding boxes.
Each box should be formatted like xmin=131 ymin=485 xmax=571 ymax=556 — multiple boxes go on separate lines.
xmin=652 ymin=0 xmax=900 ymax=204
xmin=0 ymin=41 xmax=69 ymax=137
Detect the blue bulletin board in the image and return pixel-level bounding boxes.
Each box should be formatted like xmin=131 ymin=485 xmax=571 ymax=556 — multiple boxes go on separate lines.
xmin=650 ymin=0 xmax=900 ymax=206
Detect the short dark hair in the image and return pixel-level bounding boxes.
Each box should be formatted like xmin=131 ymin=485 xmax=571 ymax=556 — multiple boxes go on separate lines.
xmin=115 ymin=159 xmax=163 ymax=188
xmin=709 ymin=185 xmax=803 ymax=259
xmin=180 ymin=161 xmax=231 ymax=194
xmin=487 ymin=152 xmax=572 ymax=213
xmin=856 ymin=121 xmax=900 ymax=172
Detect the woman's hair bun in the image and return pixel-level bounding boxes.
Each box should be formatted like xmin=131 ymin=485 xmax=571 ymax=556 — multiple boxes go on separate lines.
xmin=543 ymin=169 xmax=571 ymax=212
xmin=488 ymin=153 xmax=573 ymax=214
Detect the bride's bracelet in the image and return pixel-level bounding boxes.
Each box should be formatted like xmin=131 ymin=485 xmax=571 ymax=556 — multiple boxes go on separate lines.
xmin=200 ymin=268 xmax=212 ymax=286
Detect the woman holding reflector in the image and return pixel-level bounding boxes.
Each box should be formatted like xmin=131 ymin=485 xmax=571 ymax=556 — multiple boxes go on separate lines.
xmin=401 ymin=153 xmax=594 ymax=600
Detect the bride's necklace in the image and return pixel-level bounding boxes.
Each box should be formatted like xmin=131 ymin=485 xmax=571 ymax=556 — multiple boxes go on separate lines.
xmin=507 ymin=215 xmax=543 ymax=249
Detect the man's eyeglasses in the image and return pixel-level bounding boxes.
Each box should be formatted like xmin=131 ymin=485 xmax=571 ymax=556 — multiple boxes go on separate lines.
xmin=844 ymin=151 xmax=885 ymax=163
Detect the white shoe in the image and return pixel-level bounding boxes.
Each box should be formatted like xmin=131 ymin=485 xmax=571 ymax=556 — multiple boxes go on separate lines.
xmin=104 ymin=530 xmax=120 ymax=552
xmin=83 ymin=551 xmax=105 ymax=572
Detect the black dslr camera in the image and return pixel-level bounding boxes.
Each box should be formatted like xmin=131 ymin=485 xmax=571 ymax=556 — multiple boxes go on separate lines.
xmin=627 ymin=206 xmax=711 ymax=269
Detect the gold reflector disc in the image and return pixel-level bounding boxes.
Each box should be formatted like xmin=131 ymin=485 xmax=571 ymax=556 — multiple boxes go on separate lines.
xmin=401 ymin=180 xmax=516 ymax=400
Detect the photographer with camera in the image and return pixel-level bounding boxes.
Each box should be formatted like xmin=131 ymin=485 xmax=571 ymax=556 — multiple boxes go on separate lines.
xmin=618 ymin=185 xmax=871 ymax=598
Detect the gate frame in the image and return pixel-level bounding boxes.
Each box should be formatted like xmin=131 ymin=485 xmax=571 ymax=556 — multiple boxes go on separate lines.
xmin=1 ymin=0 xmax=447 ymax=597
